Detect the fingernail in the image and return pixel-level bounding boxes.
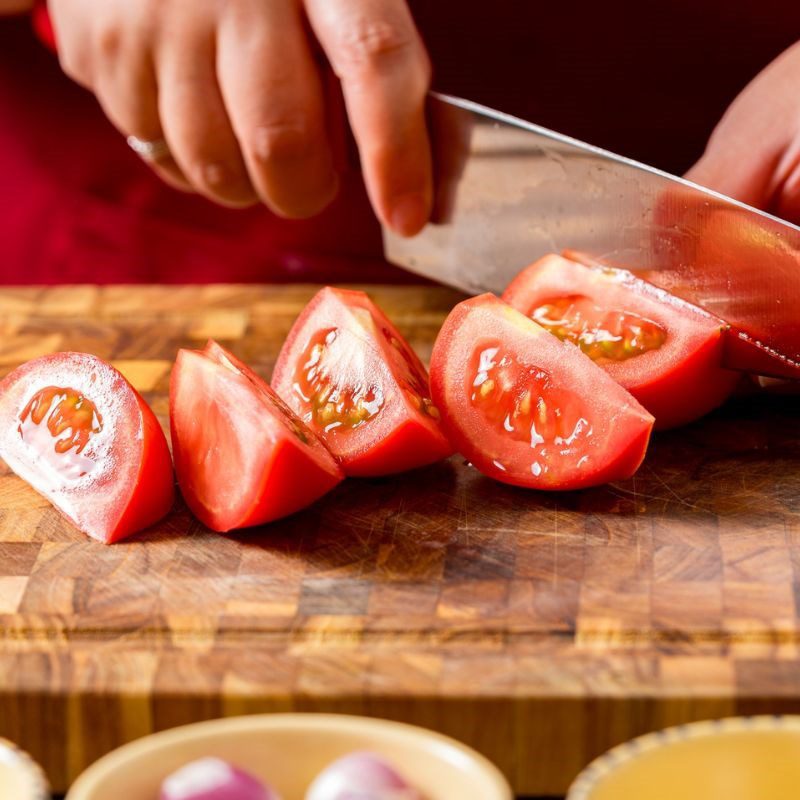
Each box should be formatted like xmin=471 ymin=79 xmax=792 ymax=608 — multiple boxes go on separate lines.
xmin=202 ymin=162 xmax=258 ymax=207
xmin=390 ymin=193 xmax=429 ymax=237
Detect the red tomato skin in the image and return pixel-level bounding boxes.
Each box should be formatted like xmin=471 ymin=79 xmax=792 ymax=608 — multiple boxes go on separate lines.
xmin=0 ymin=353 xmax=174 ymax=543
xmin=429 ymin=295 xmax=654 ymax=491
xmin=343 ymin=416 xmax=453 ymax=478
xmin=271 ymin=287 xmax=453 ymax=476
xmin=104 ymin=387 xmax=175 ymax=543
xmin=236 ymin=437 xmax=344 ymax=528
xmin=170 ymin=345 xmax=343 ymax=533
xmin=502 ymin=254 xmax=740 ymax=430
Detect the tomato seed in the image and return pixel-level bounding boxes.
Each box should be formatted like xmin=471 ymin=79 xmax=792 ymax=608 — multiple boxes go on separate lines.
xmin=532 ymin=295 xmax=666 ymax=362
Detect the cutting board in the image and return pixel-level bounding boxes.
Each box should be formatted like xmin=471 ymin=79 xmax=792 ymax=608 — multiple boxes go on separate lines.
xmin=0 ymin=284 xmax=799 ymax=796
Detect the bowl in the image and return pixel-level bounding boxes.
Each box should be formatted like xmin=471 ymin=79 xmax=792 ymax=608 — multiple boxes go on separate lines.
xmin=567 ymin=715 xmax=800 ymax=800
xmin=0 ymin=737 xmax=49 ymax=800
xmin=66 ymin=713 xmax=512 ymax=800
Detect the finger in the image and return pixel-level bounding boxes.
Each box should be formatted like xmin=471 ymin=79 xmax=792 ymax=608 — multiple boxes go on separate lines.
xmin=768 ymin=142 xmax=800 ymax=224
xmin=155 ymin=22 xmax=258 ymax=208
xmin=88 ymin=23 xmax=193 ymax=193
xmin=684 ymin=137 xmax=778 ymax=210
xmin=305 ymin=0 xmax=432 ymax=236
xmin=217 ymin=0 xmax=338 ymax=218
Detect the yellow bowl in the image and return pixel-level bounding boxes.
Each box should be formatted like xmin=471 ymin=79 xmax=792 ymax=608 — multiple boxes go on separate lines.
xmin=66 ymin=713 xmax=512 ymax=800
xmin=567 ymin=716 xmax=800 ymax=800
xmin=0 ymin=738 xmax=49 ymax=800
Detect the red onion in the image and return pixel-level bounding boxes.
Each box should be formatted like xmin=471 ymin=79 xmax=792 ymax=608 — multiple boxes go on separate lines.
xmin=305 ymin=752 xmax=424 ymax=800
xmin=159 ymin=757 xmax=279 ymax=800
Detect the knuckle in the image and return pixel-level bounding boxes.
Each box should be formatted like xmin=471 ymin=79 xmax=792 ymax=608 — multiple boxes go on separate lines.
xmin=333 ymin=18 xmax=417 ymax=73
xmin=185 ymin=156 xmax=233 ymax=192
xmin=178 ymin=146 xmax=252 ymax=201
xmin=247 ymin=120 xmax=316 ymax=165
xmin=95 ymin=22 xmax=123 ymax=60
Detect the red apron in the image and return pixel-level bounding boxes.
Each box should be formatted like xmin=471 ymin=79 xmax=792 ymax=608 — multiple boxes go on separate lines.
xmin=0 ymin=4 xmax=798 ymax=284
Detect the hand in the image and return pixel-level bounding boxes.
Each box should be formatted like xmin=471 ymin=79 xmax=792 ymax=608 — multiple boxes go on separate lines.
xmin=49 ymin=0 xmax=432 ymax=235
xmin=686 ymin=40 xmax=800 ymax=224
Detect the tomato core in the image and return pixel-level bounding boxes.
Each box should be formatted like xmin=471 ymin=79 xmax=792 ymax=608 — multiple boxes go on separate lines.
xmin=18 ymin=386 xmax=103 ymax=479
xmin=470 ymin=343 xmax=593 ymax=475
xmin=530 ymin=295 xmax=667 ymax=362
xmin=293 ymin=329 xmax=385 ymax=432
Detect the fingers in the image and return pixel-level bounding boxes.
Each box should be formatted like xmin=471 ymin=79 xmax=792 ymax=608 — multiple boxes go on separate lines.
xmin=685 ymin=41 xmax=800 ymax=224
xmin=305 ymin=0 xmax=432 ymax=236
xmin=49 ymin=0 xmax=192 ymax=193
xmin=155 ymin=20 xmax=258 ymax=207
xmin=50 ymin=0 xmax=432 ymax=225
xmin=217 ymin=0 xmax=338 ymax=218
xmin=92 ymin=38 xmax=194 ymax=194
xmin=684 ymin=132 xmax=779 ymax=211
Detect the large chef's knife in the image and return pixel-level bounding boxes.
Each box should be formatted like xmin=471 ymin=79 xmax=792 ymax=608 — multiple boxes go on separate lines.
xmin=382 ymin=93 xmax=800 ymax=379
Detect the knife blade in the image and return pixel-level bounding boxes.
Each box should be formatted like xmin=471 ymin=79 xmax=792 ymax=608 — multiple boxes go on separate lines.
xmin=382 ymin=93 xmax=800 ymax=379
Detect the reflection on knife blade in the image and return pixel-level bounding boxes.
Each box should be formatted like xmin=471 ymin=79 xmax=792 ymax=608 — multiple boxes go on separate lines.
xmin=383 ymin=93 xmax=800 ymax=379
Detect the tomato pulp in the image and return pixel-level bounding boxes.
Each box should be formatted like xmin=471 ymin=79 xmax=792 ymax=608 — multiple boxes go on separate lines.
xmin=0 ymin=352 xmax=174 ymax=542
xmin=502 ymin=254 xmax=741 ymax=429
xmin=429 ymin=295 xmax=654 ymax=490
xmin=170 ymin=340 xmax=343 ymax=532
xmin=271 ymin=287 xmax=453 ymax=476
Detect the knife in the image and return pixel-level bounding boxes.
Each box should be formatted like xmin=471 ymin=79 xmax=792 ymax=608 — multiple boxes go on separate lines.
xmin=382 ymin=93 xmax=800 ymax=379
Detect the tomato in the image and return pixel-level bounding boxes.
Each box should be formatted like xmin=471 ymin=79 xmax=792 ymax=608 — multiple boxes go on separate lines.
xmin=429 ymin=294 xmax=654 ymax=490
xmin=271 ymin=287 xmax=453 ymax=476
xmin=170 ymin=340 xmax=343 ymax=532
xmin=502 ymin=254 xmax=741 ymax=429
xmin=0 ymin=352 xmax=174 ymax=543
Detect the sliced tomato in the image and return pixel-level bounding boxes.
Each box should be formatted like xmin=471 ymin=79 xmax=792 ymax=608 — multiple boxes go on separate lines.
xmin=502 ymin=254 xmax=741 ymax=429
xmin=429 ymin=294 xmax=654 ymax=490
xmin=170 ymin=340 xmax=342 ymax=532
xmin=0 ymin=352 xmax=174 ymax=543
xmin=271 ymin=287 xmax=453 ymax=476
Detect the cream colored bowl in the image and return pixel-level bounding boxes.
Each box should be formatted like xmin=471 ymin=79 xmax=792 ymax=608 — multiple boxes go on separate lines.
xmin=567 ymin=716 xmax=800 ymax=800
xmin=66 ymin=713 xmax=512 ymax=800
xmin=0 ymin=737 xmax=49 ymax=800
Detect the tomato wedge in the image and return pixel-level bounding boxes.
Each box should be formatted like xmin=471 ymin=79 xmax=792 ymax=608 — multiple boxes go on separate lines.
xmin=170 ymin=340 xmax=343 ymax=532
xmin=429 ymin=295 xmax=654 ymax=490
xmin=502 ymin=254 xmax=741 ymax=429
xmin=271 ymin=287 xmax=453 ymax=476
xmin=0 ymin=352 xmax=174 ymax=543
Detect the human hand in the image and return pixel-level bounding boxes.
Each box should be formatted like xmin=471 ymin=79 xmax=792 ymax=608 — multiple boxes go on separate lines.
xmin=49 ymin=0 xmax=432 ymax=235
xmin=686 ymin=40 xmax=800 ymax=224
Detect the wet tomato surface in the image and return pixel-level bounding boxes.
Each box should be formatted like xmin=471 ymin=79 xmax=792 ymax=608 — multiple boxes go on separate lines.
xmin=272 ymin=288 xmax=452 ymax=476
xmin=502 ymin=254 xmax=740 ymax=429
xmin=0 ymin=352 xmax=174 ymax=542
xmin=429 ymin=294 xmax=654 ymax=490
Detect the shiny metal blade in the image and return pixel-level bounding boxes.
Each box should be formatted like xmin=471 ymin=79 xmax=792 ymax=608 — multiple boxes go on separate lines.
xmin=383 ymin=93 xmax=800 ymax=378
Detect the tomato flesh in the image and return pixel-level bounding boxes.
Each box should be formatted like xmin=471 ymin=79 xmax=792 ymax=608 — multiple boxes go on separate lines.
xmin=470 ymin=342 xmax=591 ymax=459
xmin=0 ymin=353 xmax=174 ymax=543
xmin=296 ymin=328 xmax=386 ymax=431
xmin=272 ymin=288 xmax=453 ymax=476
xmin=503 ymin=254 xmax=741 ymax=429
xmin=430 ymin=295 xmax=654 ymax=490
xmin=170 ymin=340 xmax=343 ymax=532
xmin=531 ymin=295 xmax=667 ymax=362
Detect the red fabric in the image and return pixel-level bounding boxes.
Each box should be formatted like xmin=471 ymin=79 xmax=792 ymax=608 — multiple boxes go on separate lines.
xmin=1 ymin=5 xmax=800 ymax=285
xmin=31 ymin=0 xmax=54 ymax=50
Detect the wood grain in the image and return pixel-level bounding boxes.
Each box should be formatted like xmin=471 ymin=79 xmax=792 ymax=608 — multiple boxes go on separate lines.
xmin=0 ymin=285 xmax=799 ymax=795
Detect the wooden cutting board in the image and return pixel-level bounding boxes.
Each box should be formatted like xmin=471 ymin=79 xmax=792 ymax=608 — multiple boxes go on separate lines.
xmin=0 ymin=284 xmax=799 ymax=796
